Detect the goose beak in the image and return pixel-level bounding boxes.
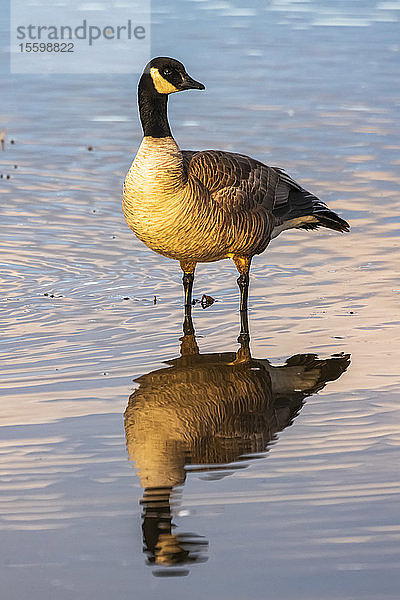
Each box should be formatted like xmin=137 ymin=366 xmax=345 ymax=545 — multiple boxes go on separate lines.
xmin=181 ymin=74 xmax=205 ymax=91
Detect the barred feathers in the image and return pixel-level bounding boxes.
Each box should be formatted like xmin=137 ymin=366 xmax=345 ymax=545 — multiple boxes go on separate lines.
xmin=123 ymin=139 xmax=349 ymax=263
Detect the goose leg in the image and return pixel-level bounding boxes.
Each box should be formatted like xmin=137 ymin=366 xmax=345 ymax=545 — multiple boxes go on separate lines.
xmin=233 ymin=256 xmax=252 ymax=347
xmin=238 ymin=277 xmax=250 ymax=339
xmin=180 ymin=261 xmax=196 ymax=336
xmin=182 ymin=272 xmax=194 ymax=335
xmin=179 ymin=279 xmax=200 ymax=357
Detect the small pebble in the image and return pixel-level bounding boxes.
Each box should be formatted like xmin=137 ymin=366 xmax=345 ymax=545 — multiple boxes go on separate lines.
xmin=88 ymin=146 xmax=93 ymax=151
xmin=201 ymin=294 xmax=215 ymax=308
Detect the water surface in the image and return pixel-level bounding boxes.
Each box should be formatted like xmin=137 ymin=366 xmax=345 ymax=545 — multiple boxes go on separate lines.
xmin=1 ymin=1 xmax=400 ymax=598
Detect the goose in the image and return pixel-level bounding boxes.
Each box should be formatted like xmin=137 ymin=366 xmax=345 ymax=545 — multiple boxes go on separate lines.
xmin=123 ymin=57 xmax=350 ymax=342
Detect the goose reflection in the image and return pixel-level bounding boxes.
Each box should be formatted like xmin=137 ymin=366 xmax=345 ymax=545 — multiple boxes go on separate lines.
xmin=124 ymin=324 xmax=350 ymax=576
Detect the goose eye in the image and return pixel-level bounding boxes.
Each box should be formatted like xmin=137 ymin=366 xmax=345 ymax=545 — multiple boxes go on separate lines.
xmin=163 ymin=67 xmax=172 ymax=77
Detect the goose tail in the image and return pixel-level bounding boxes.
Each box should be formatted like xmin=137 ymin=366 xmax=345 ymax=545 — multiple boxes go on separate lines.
xmin=272 ymin=187 xmax=350 ymax=238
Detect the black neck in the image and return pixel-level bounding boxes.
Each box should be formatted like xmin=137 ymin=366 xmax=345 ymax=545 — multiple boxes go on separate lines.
xmin=138 ymin=74 xmax=172 ymax=138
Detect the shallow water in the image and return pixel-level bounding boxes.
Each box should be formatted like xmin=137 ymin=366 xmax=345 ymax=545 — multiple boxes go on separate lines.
xmin=1 ymin=0 xmax=400 ymax=598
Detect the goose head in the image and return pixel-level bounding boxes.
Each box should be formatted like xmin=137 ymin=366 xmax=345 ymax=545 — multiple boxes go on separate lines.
xmin=143 ymin=56 xmax=205 ymax=95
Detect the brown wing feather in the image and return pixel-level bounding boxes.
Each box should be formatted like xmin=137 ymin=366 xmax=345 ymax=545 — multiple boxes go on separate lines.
xmin=181 ymin=149 xmax=293 ymax=255
xmin=182 ymin=149 xmax=350 ymax=257
xmin=182 ymin=150 xmax=298 ymax=212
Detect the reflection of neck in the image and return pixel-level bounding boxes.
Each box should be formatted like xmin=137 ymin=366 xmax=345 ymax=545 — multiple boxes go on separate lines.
xmin=138 ymin=76 xmax=171 ymax=138
xmin=141 ymin=487 xmax=208 ymax=569
xmin=141 ymin=487 xmax=173 ymax=562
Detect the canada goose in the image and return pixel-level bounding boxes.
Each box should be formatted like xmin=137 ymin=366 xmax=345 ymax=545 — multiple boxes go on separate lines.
xmin=124 ymin=331 xmax=350 ymax=570
xmin=123 ymin=57 xmax=350 ymax=341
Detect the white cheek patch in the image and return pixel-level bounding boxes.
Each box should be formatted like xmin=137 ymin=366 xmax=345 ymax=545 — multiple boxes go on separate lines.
xmin=150 ymin=67 xmax=179 ymax=94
